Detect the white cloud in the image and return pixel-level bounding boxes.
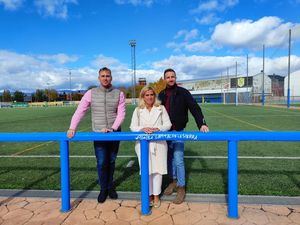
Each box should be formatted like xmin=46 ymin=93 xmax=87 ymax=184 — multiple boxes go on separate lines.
xmin=114 ymin=0 xmax=154 ymax=7
xmin=34 ymin=0 xmax=77 ymax=19
xmin=0 ymin=0 xmax=24 ymax=10
xmin=168 ymin=29 xmax=213 ymax=53
xmin=211 ymin=16 xmax=300 ymax=50
xmin=174 ymin=29 xmax=199 ymax=41
xmin=191 ymin=0 xmax=239 ymax=14
xmin=166 ymin=41 xmax=184 ymax=52
xmin=190 ymin=0 xmax=238 ymax=25
xmin=1 ymin=50 xmax=300 ymax=92
xmin=143 ymin=47 xmax=158 ymax=54
xmin=185 ymin=40 xmax=215 ymax=53
xmin=193 ymin=0 xmax=218 ymax=12
xmin=169 ymin=16 xmax=300 ymax=54
xmin=91 ymin=54 xmax=128 ymax=71
xmin=37 ymin=53 xmax=79 ymax=64
xmin=168 ymin=31 xmax=214 ymax=53
xmin=91 ymin=54 xmax=163 ymax=86
xmin=0 ymin=50 xmax=88 ymax=92
xmin=152 ymin=54 xmax=300 ymax=80
xmin=114 ymin=0 xmax=170 ymax=7
xmin=195 ymin=13 xmax=220 ymax=25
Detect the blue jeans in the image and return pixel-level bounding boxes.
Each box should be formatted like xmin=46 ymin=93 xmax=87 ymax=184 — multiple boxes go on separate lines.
xmin=94 ymin=141 xmax=119 ymax=191
xmin=167 ymin=140 xmax=185 ymax=187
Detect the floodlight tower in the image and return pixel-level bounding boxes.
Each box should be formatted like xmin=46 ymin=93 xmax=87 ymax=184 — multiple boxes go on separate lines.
xmin=69 ymin=69 xmax=72 ymax=101
xmin=235 ymin=62 xmax=238 ymax=106
xmin=262 ymin=45 xmax=265 ymax=106
xmin=129 ymin=40 xmax=137 ymax=105
xmin=287 ymin=29 xmax=291 ymax=108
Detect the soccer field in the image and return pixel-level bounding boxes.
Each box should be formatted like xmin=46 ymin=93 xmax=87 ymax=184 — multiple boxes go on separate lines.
xmin=0 ymin=104 xmax=299 ymax=196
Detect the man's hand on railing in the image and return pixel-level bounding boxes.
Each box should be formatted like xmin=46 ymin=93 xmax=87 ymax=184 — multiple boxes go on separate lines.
xmin=200 ymin=125 xmax=209 ymax=133
xmin=67 ymin=129 xmax=76 ymax=138
xmin=100 ymin=128 xmax=113 ymax=133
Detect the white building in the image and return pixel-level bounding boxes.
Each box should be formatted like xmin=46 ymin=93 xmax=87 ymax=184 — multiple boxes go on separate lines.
xmin=178 ymin=73 xmax=284 ymax=104
xmin=284 ymin=70 xmax=300 ymax=97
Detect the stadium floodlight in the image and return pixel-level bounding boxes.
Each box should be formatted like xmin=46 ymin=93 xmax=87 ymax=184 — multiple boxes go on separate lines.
xmin=69 ymin=69 xmax=72 ymax=101
xmin=262 ymin=45 xmax=265 ymax=106
xmin=129 ymin=40 xmax=137 ymax=105
xmin=287 ymin=29 xmax=291 ymax=108
xmin=46 ymin=82 xmax=51 ymax=102
xmin=235 ymin=62 xmax=238 ymax=106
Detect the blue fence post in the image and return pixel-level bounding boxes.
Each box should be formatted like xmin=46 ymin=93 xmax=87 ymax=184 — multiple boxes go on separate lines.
xmin=140 ymin=139 xmax=150 ymax=215
xmin=228 ymin=140 xmax=238 ymax=218
xmin=60 ymin=140 xmax=71 ymax=212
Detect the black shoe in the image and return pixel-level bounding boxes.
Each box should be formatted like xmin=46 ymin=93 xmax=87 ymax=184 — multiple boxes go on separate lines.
xmin=97 ymin=190 xmax=108 ymax=203
xmin=108 ymin=189 xmax=118 ymax=199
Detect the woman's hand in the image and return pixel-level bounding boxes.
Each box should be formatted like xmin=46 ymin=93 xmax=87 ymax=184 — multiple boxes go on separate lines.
xmin=142 ymin=127 xmax=160 ymax=134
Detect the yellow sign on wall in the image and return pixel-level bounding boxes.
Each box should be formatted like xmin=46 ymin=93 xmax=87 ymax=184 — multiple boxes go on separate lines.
xmin=237 ymin=78 xmax=245 ymax=87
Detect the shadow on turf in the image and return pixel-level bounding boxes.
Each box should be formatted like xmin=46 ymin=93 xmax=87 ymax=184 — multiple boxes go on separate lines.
xmin=0 ymin=169 xmax=60 ymax=205
xmin=0 ymin=160 xmax=299 ymax=204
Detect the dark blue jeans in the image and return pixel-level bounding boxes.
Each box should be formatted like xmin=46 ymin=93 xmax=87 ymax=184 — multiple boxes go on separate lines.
xmin=94 ymin=141 xmax=120 ymax=191
xmin=167 ymin=139 xmax=185 ymax=187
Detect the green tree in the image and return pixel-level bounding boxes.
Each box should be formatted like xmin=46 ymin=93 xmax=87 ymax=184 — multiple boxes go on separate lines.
xmin=151 ymin=77 xmax=166 ymax=94
xmin=119 ymin=86 xmax=131 ymax=98
xmin=13 ymin=90 xmax=25 ymax=102
xmin=3 ymin=90 xmax=12 ymax=102
xmin=45 ymin=89 xmax=58 ymax=102
xmin=35 ymin=89 xmax=46 ymax=102
xmin=71 ymin=91 xmax=83 ymax=101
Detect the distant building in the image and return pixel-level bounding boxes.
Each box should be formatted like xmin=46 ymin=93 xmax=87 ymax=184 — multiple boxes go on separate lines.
xmin=284 ymin=70 xmax=300 ymax=97
xmin=24 ymin=94 xmax=33 ymax=102
xmin=138 ymin=78 xmax=147 ymax=86
xmin=178 ymin=73 xmax=285 ymax=103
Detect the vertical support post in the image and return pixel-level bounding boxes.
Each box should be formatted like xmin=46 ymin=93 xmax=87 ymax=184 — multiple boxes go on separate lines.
xmin=287 ymin=29 xmax=291 ymax=108
xmin=262 ymin=44 xmax=265 ymax=106
xmin=140 ymin=140 xmax=151 ymax=215
xmin=235 ymin=62 xmax=238 ymax=106
xmin=60 ymin=140 xmax=70 ymax=212
xmin=228 ymin=140 xmax=238 ymax=218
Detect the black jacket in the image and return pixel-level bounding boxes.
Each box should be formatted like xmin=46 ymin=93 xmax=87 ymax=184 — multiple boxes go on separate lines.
xmin=158 ymin=84 xmax=207 ymax=131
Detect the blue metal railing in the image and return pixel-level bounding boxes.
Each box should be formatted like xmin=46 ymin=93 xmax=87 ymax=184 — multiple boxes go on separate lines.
xmin=1 ymin=131 xmax=300 ymax=218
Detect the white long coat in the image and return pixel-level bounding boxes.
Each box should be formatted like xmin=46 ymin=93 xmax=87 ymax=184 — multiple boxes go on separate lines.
xmin=130 ymin=105 xmax=172 ymax=175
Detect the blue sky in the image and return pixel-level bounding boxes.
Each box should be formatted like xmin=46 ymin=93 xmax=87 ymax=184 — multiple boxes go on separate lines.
xmin=0 ymin=0 xmax=300 ymax=91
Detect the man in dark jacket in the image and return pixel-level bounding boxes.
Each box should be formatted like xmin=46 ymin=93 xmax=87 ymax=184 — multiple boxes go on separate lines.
xmin=158 ymin=68 xmax=209 ymax=204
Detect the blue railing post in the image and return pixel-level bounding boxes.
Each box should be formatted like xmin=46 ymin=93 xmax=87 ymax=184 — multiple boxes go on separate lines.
xmin=228 ymin=140 xmax=238 ymax=218
xmin=140 ymin=139 xmax=150 ymax=215
xmin=60 ymin=140 xmax=70 ymax=212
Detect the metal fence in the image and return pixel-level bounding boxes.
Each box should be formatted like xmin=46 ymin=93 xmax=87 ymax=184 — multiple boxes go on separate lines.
xmin=0 ymin=131 xmax=300 ymax=219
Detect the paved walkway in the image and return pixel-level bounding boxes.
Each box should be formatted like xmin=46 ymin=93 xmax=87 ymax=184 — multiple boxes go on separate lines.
xmin=1 ymin=196 xmax=300 ymax=225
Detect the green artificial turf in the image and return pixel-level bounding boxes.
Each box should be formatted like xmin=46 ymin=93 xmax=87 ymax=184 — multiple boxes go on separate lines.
xmin=0 ymin=104 xmax=299 ymax=196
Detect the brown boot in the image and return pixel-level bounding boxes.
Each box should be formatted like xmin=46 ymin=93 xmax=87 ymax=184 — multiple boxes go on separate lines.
xmin=173 ymin=186 xmax=185 ymax=204
xmin=163 ymin=180 xmax=177 ymax=195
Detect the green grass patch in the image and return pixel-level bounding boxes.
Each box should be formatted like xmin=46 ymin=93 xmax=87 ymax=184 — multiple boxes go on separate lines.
xmin=0 ymin=104 xmax=299 ymax=196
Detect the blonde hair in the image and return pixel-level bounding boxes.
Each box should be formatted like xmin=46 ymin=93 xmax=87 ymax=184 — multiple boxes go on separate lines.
xmin=138 ymin=85 xmax=161 ymax=108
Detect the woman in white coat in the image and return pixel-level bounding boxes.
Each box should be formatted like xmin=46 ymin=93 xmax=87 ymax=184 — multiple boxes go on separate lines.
xmin=130 ymin=85 xmax=172 ymax=208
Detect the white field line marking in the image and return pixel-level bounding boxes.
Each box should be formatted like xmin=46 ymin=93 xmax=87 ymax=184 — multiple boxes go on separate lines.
xmin=207 ymin=114 xmax=300 ymax=118
xmin=11 ymin=127 xmax=90 ymax=156
xmin=250 ymin=104 xmax=300 ymax=114
xmin=126 ymin=160 xmax=135 ymax=168
xmin=204 ymin=107 xmax=272 ymax=131
xmin=1 ymin=155 xmax=299 ymax=160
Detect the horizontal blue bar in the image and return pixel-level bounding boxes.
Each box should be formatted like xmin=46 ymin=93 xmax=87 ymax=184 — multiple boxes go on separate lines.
xmin=0 ymin=131 xmax=300 ymax=142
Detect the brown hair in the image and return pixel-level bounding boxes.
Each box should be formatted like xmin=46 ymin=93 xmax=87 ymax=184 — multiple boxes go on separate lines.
xmin=163 ymin=68 xmax=176 ymax=78
xmin=98 ymin=67 xmax=111 ymax=74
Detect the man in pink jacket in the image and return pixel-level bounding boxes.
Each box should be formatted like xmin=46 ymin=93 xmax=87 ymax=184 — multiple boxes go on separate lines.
xmin=67 ymin=67 xmax=126 ymax=203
